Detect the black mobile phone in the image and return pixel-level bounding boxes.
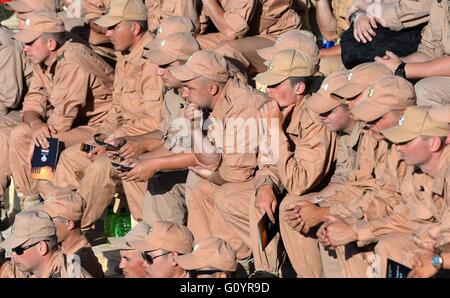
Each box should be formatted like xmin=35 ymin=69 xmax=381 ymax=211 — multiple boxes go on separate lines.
xmin=94 ymin=134 xmax=120 ymax=151
xmin=80 ymin=143 xmax=94 ymax=153
xmin=111 ymin=162 xmax=133 ymax=172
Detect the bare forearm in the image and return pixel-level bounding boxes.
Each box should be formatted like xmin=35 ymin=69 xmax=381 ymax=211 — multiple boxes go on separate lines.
xmin=158 ymin=153 xmax=196 ymax=172
xmin=202 ymin=0 xmax=237 ymax=40
xmin=401 ymin=52 xmax=433 ymax=64
xmin=319 ymin=44 xmax=341 ymax=58
xmin=405 ymin=56 xmax=450 ymax=79
xmin=316 ymin=0 xmax=339 ymax=41
xmin=23 ymin=111 xmax=44 ymax=127
xmin=192 ymin=126 xmax=221 ymax=166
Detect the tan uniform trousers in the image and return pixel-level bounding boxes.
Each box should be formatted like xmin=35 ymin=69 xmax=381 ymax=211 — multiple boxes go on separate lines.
xmin=187 ymin=178 xmax=252 ymax=260
xmin=8 ymin=123 xmax=95 ymax=199
xmin=414 ymin=76 xmax=450 ymax=107
xmin=0 ymin=111 xmax=21 ymax=198
xmin=319 ymin=55 xmax=344 ymax=76
xmin=39 ymin=143 xmax=147 ymax=228
xmin=196 ymin=33 xmax=275 ymax=74
xmin=279 ymin=194 xmax=343 ymax=277
xmin=334 ymin=243 xmax=373 ymax=278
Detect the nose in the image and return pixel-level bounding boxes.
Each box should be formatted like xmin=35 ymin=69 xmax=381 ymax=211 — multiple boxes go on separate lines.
xmin=23 ymin=45 xmax=30 ymax=53
xmin=105 ymin=30 xmax=114 ymax=37
xmin=156 ymin=67 xmax=165 ymax=76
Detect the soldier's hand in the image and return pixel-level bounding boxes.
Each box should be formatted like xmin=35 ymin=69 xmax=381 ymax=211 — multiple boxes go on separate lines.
xmin=119 ymin=158 xmax=160 ymax=182
xmin=118 ymin=137 xmax=146 ymax=160
xmin=353 ymin=13 xmax=377 ymax=43
xmin=87 ymin=145 xmax=106 ymax=161
xmin=283 ymin=202 xmax=304 ymax=232
xmin=255 ymin=184 xmax=277 ymax=224
xmin=321 ymin=216 xmax=357 ymax=248
xmin=408 ymin=250 xmax=438 ymax=278
xmin=374 ymin=50 xmax=401 ymax=73
xmin=31 ymin=122 xmax=52 ymax=149
xmin=297 ymin=201 xmax=328 ymax=234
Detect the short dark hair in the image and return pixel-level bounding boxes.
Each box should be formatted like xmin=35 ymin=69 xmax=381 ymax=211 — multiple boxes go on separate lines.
xmin=42 ymin=32 xmax=68 ymax=48
xmin=288 ymin=76 xmax=313 ymax=95
xmin=126 ymin=20 xmax=148 ymax=34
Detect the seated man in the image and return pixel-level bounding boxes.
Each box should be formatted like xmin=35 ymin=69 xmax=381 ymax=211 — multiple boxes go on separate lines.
xmin=40 ymin=191 xmax=104 ymax=277
xmin=109 ymin=222 xmax=151 ymax=278
xmin=375 ymin=0 xmax=450 ymax=107
xmin=175 ymin=237 xmax=238 ymax=278
xmin=0 ymin=210 xmax=91 ymax=278
xmin=320 ymin=106 xmax=450 ymax=277
xmin=41 ymin=0 xmax=164 ymax=228
xmin=8 ymin=10 xmax=114 ymax=210
xmin=128 ymin=221 xmax=194 ymax=278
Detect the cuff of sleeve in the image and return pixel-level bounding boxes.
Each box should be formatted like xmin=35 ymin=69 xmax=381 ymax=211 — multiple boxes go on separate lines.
xmin=194 ymin=154 xmax=221 ymax=172
xmin=352 ymin=220 xmax=375 ymax=247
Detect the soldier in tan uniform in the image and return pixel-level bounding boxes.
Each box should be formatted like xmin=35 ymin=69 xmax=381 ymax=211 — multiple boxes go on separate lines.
xmin=321 ymin=106 xmax=450 ymax=277
xmin=119 ymin=32 xmax=200 ymax=226
xmin=169 ymin=50 xmax=267 ymax=265
xmin=109 ymin=222 xmax=151 ymax=278
xmin=374 ymin=0 xmax=450 ymax=107
xmin=175 ymin=237 xmax=238 ymax=278
xmin=238 ymin=49 xmax=336 ymax=276
xmin=40 ymin=191 xmax=104 ymax=277
xmin=7 ymin=10 xmax=114 ymax=211
xmin=41 ymin=0 xmax=165 ymax=228
xmin=197 ymin=0 xmax=301 ymax=74
xmin=0 ymin=210 xmax=91 ymax=278
xmin=128 ymin=221 xmax=194 ymax=278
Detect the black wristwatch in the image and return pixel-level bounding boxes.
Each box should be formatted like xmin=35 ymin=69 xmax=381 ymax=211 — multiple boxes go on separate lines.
xmin=395 ymin=62 xmax=407 ymax=78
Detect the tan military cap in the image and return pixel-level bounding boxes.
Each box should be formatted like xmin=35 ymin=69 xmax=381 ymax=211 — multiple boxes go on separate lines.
xmin=331 ymin=63 xmax=393 ymax=99
xmin=382 ymin=106 xmax=450 ymax=143
xmin=128 ymin=221 xmax=194 ymax=254
xmin=351 ymin=76 xmax=416 ymax=122
xmin=40 ymin=191 xmax=85 ymax=222
xmin=428 ymin=106 xmax=450 ymax=124
xmin=5 ymin=0 xmax=56 ymax=14
xmin=255 ymin=49 xmax=315 ymax=87
xmin=174 ymin=237 xmax=237 ymax=272
xmin=108 ymin=222 xmax=151 ymax=250
xmin=0 ymin=210 xmax=56 ymax=250
xmin=13 ymin=10 xmax=65 ymax=43
xmin=95 ymin=0 xmax=147 ymax=28
xmin=307 ymin=70 xmax=351 ymax=114
xmin=257 ymin=30 xmax=319 ymax=66
xmin=143 ymin=32 xmax=200 ymax=65
xmin=170 ymin=50 xmax=229 ymax=83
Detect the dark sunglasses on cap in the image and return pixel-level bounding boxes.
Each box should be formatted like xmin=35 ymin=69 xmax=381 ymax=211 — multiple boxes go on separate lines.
xmin=141 ymin=251 xmax=170 ymax=264
xmin=188 ymin=269 xmax=224 ymax=278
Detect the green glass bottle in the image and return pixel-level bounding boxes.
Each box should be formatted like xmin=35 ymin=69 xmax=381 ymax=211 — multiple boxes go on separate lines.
xmin=104 ymin=205 xmax=116 ymax=238
xmin=114 ymin=207 xmax=131 ymax=237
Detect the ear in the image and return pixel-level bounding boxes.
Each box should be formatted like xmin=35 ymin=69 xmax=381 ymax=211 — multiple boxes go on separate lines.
xmin=209 ymin=83 xmax=220 ymax=96
xmin=294 ymin=81 xmax=306 ymax=95
xmin=131 ymin=22 xmax=142 ymax=36
xmin=430 ymin=136 xmax=443 ymax=153
xmin=169 ymin=251 xmax=179 ymax=266
xmin=218 ymin=272 xmax=228 ymax=278
xmin=39 ymin=241 xmax=50 ymax=256
xmin=47 ymin=38 xmax=58 ymax=51
xmin=66 ymin=219 xmax=76 ymax=231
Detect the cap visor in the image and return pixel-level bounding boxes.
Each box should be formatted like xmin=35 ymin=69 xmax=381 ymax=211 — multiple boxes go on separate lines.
xmin=39 ymin=205 xmax=57 ymax=219
xmin=174 ymin=254 xmax=208 ymax=270
xmin=307 ymin=93 xmax=341 ymax=114
xmin=127 ymin=239 xmax=157 ymax=252
xmin=0 ymin=236 xmax=28 ymax=250
xmin=143 ymin=49 xmax=177 ymax=66
xmin=170 ymin=65 xmax=200 ymax=82
xmin=381 ymin=126 xmax=419 ymax=144
xmin=254 ymin=71 xmax=288 ymax=87
xmin=332 ymin=82 xmax=366 ymax=99
xmin=13 ymin=29 xmax=41 ymax=43
xmin=256 ymin=46 xmax=274 ymax=61
xmin=94 ymin=15 xmax=122 ymax=29
xmin=108 ymin=237 xmax=133 ymax=250
xmin=351 ymin=101 xmax=389 ymax=122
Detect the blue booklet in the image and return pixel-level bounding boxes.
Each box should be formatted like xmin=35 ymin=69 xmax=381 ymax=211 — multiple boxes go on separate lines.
xmin=31 ymin=138 xmax=60 ymax=180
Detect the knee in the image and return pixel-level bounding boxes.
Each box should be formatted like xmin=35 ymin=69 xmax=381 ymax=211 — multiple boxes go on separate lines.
xmin=9 ymin=123 xmax=30 ymax=145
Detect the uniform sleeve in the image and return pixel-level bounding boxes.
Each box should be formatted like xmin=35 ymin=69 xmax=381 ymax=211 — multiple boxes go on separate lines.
xmin=417 ymin=22 xmax=443 ymax=59
xmin=276 ymin=109 xmax=336 ymax=196
xmin=375 ymin=0 xmax=432 ymax=31
xmin=46 ymin=63 xmax=90 ymax=133
xmin=0 ymin=39 xmax=25 ymax=115
xmin=222 ymin=0 xmax=255 ymax=38
xmin=21 ymin=66 xmax=50 ymax=119
xmin=255 ymin=165 xmax=285 ymax=194
xmin=330 ymin=136 xmax=351 ymax=184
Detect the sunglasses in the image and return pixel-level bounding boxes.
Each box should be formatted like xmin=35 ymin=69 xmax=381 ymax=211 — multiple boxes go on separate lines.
xmin=141 ymin=251 xmax=170 ymax=264
xmin=12 ymin=241 xmax=41 ymax=256
xmin=188 ymin=269 xmax=224 ymax=278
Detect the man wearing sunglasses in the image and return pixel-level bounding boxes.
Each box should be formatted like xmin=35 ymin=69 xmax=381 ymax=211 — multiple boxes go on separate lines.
xmin=40 ymin=191 xmax=104 ymax=277
xmin=0 ymin=210 xmax=91 ymax=277
xmin=128 ymin=221 xmax=194 ymax=278
xmin=109 ymin=222 xmax=151 ymax=278
xmin=175 ymin=237 xmax=237 ymax=278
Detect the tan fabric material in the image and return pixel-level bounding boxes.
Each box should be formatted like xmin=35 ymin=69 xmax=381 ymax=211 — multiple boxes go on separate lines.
xmin=145 ymin=0 xmax=200 ymax=33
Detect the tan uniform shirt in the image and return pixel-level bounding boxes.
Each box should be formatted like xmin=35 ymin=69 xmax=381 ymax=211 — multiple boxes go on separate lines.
xmin=0 ymin=260 xmax=30 ymax=278
xmin=322 ymin=135 xmax=410 ymax=222
xmin=22 ymin=41 xmax=114 ymax=133
xmin=97 ymin=32 xmax=165 ymax=139
xmin=418 ymin=0 xmax=450 ymax=59
xmin=330 ymin=121 xmax=366 ymax=185
xmin=331 ymin=0 xmax=352 ymax=36
xmin=373 ymin=0 xmax=433 ymax=31
xmin=41 ymin=250 xmax=91 ymax=278
xmin=0 ymin=27 xmax=30 ymax=116
xmin=199 ymin=77 xmax=267 ymax=183
xmin=63 ymin=234 xmax=104 ymax=278
xmin=200 ymin=0 xmax=300 ymax=38
xmin=162 ymin=88 xmax=190 ymax=153
xmin=353 ymin=145 xmax=450 ymax=248
xmin=256 ymin=97 xmax=337 ymax=196
xmin=145 ymin=0 xmax=200 ymax=33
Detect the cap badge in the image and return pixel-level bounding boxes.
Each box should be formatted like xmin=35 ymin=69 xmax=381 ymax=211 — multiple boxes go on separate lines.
xmin=268 ymin=61 xmax=273 ymax=70
xmin=347 ymin=72 xmax=353 ymax=81
xmin=398 ymin=116 xmax=405 ymax=126
xmin=193 ymin=244 xmax=200 ymax=252
xmin=160 ymin=39 xmax=166 ymax=47
xmin=157 ymin=26 xmax=163 ymax=35
xmin=24 ymin=19 xmax=30 ymax=27
xmin=187 ymin=55 xmax=193 ymax=63
xmin=368 ymin=88 xmax=374 ymax=97
xmin=10 ymin=224 xmax=15 ymax=234
xmin=322 ymin=83 xmax=329 ymax=91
